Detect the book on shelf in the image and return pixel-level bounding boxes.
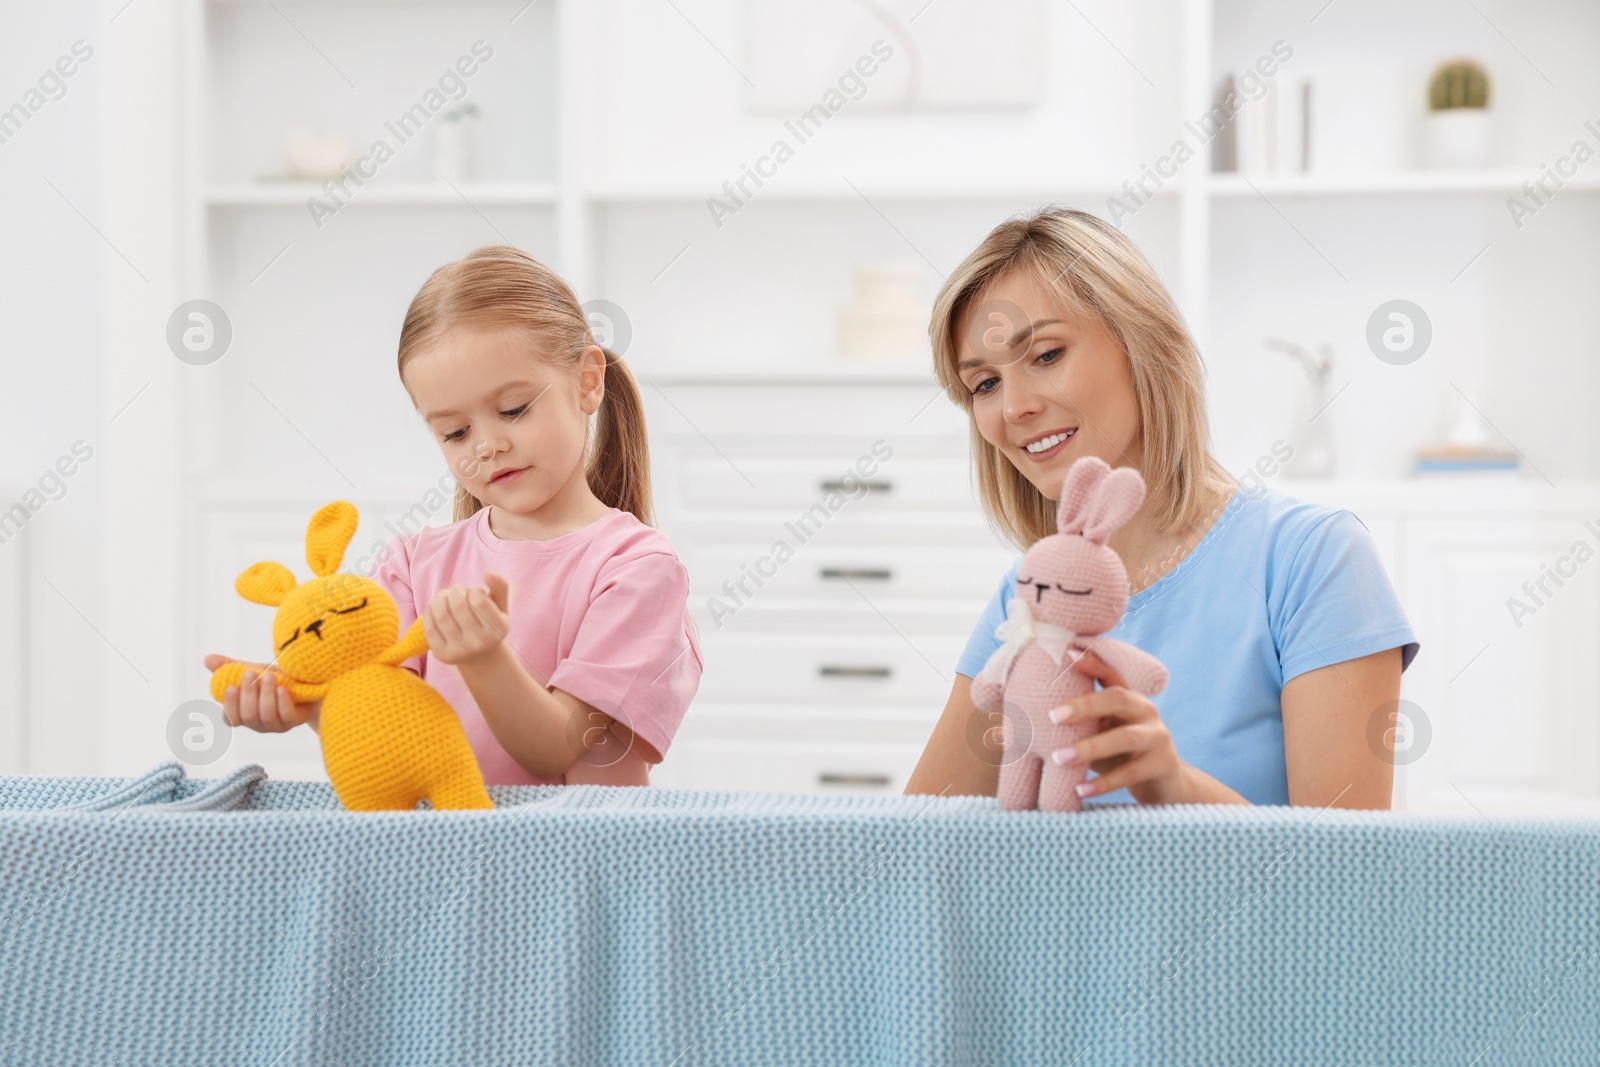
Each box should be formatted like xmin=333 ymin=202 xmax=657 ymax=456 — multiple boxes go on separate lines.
xmin=1413 ymin=446 xmax=1521 ymax=474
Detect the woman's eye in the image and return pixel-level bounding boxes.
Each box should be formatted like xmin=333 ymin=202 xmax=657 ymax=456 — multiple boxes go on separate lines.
xmin=970 ymin=376 xmax=998 ymax=397
xmin=500 ymin=404 xmax=529 ymax=419
xmin=1036 ymin=347 xmax=1065 ymax=366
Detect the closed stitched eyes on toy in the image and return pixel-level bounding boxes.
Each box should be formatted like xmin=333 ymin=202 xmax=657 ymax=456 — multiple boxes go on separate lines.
xmin=277 ymin=597 xmax=370 ymax=651
xmin=1017 ymin=575 xmax=1092 ymax=603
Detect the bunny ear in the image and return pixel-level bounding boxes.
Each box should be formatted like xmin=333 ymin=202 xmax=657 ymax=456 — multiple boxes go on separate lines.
xmin=1054 ymin=456 xmax=1113 ymax=536
xmin=1081 ymin=467 xmax=1147 ymax=543
xmin=305 ymin=501 xmax=358 ymax=577
xmin=236 ymin=561 xmax=298 ymax=607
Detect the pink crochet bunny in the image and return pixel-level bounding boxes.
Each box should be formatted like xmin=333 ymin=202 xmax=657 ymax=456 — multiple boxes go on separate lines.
xmin=971 ymin=455 xmax=1169 ymax=812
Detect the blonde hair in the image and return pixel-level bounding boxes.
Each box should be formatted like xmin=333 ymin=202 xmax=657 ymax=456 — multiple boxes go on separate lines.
xmin=397 ymin=245 xmax=653 ymax=526
xmin=929 ymin=207 xmax=1229 ymax=550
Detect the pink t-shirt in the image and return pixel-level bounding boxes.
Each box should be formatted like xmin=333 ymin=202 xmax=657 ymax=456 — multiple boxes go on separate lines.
xmin=370 ymin=506 xmax=703 ymax=785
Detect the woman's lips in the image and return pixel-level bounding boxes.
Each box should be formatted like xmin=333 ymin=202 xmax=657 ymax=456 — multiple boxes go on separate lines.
xmin=491 ymin=467 xmax=526 ymax=484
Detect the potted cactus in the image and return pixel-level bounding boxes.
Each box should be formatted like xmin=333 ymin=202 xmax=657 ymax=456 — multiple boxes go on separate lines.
xmin=1424 ymin=59 xmax=1492 ymax=168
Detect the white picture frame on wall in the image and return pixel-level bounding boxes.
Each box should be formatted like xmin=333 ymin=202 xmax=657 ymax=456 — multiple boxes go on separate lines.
xmin=742 ymin=0 xmax=1049 ymax=113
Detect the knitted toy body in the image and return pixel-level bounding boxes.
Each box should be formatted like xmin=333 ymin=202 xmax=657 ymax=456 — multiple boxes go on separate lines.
xmin=971 ymin=456 xmax=1169 ymax=813
xmin=316 ymin=662 xmax=492 ymax=811
xmin=208 ymin=500 xmax=492 ymax=812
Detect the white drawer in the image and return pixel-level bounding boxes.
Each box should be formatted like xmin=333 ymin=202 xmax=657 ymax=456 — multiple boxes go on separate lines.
xmin=654 ymin=736 xmax=927 ymax=795
xmin=683 ymin=542 xmax=1014 ymax=600
xmin=697 ymin=632 xmax=963 ymax=704
xmin=669 ymin=511 xmax=1012 ymax=553
xmin=676 ymin=454 xmax=977 ymax=511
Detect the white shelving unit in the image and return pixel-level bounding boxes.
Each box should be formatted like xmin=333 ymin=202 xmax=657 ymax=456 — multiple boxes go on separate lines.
xmin=137 ymin=0 xmax=1600 ymax=804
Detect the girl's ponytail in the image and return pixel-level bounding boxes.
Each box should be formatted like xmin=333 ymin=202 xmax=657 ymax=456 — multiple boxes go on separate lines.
xmin=396 ymin=245 xmax=655 ymax=528
xmin=589 ymin=346 xmax=653 ymax=527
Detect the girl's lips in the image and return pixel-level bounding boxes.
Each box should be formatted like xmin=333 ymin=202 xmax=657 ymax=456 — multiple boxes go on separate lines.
xmin=491 ymin=467 xmax=526 ymax=484
xmin=1020 ymin=430 xmax=1075 ymax=463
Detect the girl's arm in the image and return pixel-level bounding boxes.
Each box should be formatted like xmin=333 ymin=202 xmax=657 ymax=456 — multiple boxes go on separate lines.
xmin=453 ymin=642 xmax=616 ymax=780
xmin=424 ymin=572 xmax=614 ymax=780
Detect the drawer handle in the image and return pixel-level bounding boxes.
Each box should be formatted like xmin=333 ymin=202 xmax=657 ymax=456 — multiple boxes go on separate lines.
xmin=819 ymin=567 xmax=893 ymax=581
xmin=818 ymin=772 xmax=892 ymax=787
xmin=818 ymin=665 xmax=893 ymax=679
xmin=819 ymin=479 xmax=893 ymax=494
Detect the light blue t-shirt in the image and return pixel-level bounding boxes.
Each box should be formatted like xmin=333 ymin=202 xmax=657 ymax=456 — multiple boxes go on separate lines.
xmin=955 ymin=485 xmax=1420 ymax=807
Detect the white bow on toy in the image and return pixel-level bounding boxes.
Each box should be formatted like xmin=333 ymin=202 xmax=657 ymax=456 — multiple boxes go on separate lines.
xmin=984 ymin=595 xmax=1081 ymax=681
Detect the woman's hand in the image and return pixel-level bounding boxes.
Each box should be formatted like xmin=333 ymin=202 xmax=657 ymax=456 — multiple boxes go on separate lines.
xmin=422 ymin=572 xmax=511 ymax=668
xmin=1047 ymin=649 xmax=1188 ymax=804
xmin=203 ymin=654 xmax=322 ymax=732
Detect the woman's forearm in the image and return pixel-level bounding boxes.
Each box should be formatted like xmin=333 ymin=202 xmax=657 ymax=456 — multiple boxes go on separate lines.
xmin=453 ymin=643 xmax=581 ymax=780
xmin=1134 ymin=762 xmax=1249 ymax=806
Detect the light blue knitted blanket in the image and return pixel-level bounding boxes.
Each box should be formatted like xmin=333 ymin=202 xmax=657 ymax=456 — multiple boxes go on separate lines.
xmin=2 ymin=761 xmax=1598 ymax=1065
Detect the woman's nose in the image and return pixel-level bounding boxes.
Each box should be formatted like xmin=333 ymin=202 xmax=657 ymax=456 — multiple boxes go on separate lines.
xmin=1002 ymin=371 xmax=1045 ymax=422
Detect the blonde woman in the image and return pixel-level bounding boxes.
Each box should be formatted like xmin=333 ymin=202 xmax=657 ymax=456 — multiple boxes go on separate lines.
xmin=905 ymin=208 xmax=1418 ymax=809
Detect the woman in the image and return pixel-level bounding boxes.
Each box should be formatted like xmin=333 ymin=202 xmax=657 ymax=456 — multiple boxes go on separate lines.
xmin=905 ymin=208 xmax=1419 ymax=809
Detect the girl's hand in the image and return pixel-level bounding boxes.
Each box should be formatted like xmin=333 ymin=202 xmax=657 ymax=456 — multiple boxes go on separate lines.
xmin=203 ymin=654 xmax=322 ymax=732
xmin=1047 ymin=649 xmax=1188 ymax=804
xmin=422 ymin=571 xmax=511 ymax=668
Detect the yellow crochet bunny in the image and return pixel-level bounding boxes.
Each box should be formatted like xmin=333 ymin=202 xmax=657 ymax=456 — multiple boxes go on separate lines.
xmin=209 ymin=500 xmax=492 ymax=811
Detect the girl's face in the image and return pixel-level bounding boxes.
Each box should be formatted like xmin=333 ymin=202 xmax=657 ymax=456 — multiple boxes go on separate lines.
xmin=406 ymin=325 xmax=603 ymax=513
xmin=952 ymin=269 xmax=1142 ymax=501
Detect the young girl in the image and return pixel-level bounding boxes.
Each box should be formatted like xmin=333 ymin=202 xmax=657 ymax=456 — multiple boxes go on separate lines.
xmin=905 ymin=208 xmax=1419 ymax=810
xmin=206 ymin=245 xmax=703 ymax=787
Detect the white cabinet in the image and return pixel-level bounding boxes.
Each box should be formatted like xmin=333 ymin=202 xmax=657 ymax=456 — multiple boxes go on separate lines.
xmin=642 ymin=379 xmax=1014 ymax=794
xmin=1400 ymin=517 xmax=1600 ymax=813
xmin=1280 ymin=479 xmax=1600 ymax=814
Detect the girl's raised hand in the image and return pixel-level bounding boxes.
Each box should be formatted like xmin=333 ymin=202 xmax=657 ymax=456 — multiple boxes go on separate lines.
xmin=422 ymin=571 xmax=511 ymax=667
xmin=202 ymin=654 xmax=322 ymax=732
xmin=1046 ymin=649 xmax=1187 ymax=804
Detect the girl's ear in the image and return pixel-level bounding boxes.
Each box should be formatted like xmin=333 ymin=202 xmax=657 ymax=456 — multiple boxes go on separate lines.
xmin=1080 ymin=467 xmax=1146 ymax=543
xmin=579 ymin=345 xmax=607 ymax=416
xmin=1054 ymin=455 xmax=1112 ymax=536
xmin=236 ymin=561 xmax=298 ymax=607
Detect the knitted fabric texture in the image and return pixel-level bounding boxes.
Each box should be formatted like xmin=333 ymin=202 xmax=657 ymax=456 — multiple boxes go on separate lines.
xmin=973 ymin=457 xmax=1169 ymax=813
xmin=208 ymin=500 xmax=491 ymax=811
xmin=3 ymin=763 xmax=1599 ymax=1065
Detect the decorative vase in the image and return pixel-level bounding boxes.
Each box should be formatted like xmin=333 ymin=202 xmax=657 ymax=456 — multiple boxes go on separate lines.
xmin=838 ymin=263 xmax=927 ymax=362
xmin=433 ymin=106 xmax=480 ymax=182
xmin=283 ymin=125 xmax=355 ymax=181
xmin=1264 ymin=337 xmax=1337 ymax=479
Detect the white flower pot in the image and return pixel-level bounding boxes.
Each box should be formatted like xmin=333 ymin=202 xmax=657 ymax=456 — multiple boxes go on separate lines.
xmin=1423 ymin=109 xmax=1492 ymax=169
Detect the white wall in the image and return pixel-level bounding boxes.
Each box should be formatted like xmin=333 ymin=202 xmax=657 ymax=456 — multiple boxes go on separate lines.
xmin=0 ymin=1 xmax=108 ymax=773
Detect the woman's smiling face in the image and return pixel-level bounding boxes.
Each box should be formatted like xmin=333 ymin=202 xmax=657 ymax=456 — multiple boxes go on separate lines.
xmin=405 ymin=325 xmax=600 ymax=512
xmin=953 ymin=268 xmax=1142 ymax=500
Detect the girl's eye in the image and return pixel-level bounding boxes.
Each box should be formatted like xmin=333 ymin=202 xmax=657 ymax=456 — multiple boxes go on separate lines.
xmin=500 ymin=404 xmax=529 ymax=419
xmin=442 ymin=428 xmax=467 ymax=442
